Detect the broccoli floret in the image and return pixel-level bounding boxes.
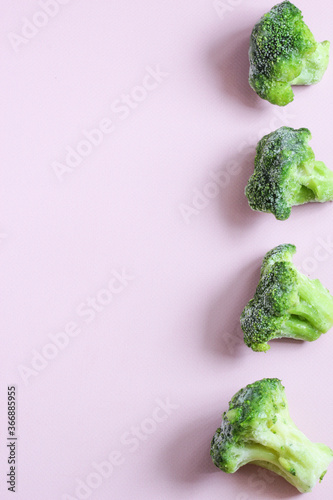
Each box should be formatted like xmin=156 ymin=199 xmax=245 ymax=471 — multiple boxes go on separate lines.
xmin=245 ymin=126 xmax=333 ymax=220
xmin=249 ymin=1 xmax=330 ymax=106
xmin=210 ymin=378 xmax=333 ymax=493
xmin=240 ymin=244 xmax=333 ymax=352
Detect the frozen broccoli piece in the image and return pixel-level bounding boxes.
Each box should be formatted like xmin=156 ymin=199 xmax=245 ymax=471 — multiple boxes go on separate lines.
xmin=211 ymin=378 xmax=333 ymax=493
xmin=245 ymin=126 xmax=333 ymax=220
xmin=249 ymin=1 xmax=330 ymax=106
xmin=240 ymin=244 xmax=333 ymax=352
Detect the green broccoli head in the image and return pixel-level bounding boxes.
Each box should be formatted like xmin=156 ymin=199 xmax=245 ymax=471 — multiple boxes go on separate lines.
xmin=210 ymin=378 xmax=333 ymax=493
xmin=245 ymin=126 xmax=333 ymax=220
xmin=240 ymin=244 xmax=333 ymax=352
xmin=249 ymin=1 xmax=330 ymax=106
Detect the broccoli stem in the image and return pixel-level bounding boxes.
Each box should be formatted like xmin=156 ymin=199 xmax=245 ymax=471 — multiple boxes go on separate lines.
xmin=300 ymin=161 xmax=333 ymax=202
xmin=300 ymin=161 xmax=333 ymax=201
xmin=246 ymin=417 xmax=333 ymax=493
xmin=281 ymin=316 xmax=321 ymax=342
xmin=291 ymin=185 xmax=316 ymax=205
xmin=290 ymin=41 xmax=330 ymax=86
xmin=235 ymin=443 xmax=278 ymax=468
xmin=291 ymin=272 xmax=333 ymax=332
xmin=291 ymin=155 xmax=333 ymax=207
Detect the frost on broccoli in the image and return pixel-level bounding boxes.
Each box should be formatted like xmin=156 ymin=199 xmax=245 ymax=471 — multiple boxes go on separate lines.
xmin=249 ymin=1 xmax=330 ymax=106
xmin=210 ymin=378 xmax=333 ymax=493
xmin=240 ymin=244 xmax=333 ymax=352
xmin=245 ymin=126 xmax=333 ymax=221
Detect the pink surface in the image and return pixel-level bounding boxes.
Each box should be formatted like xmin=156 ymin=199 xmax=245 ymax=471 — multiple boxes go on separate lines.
xmin=1 ymin=1 xmax=333 ymax=498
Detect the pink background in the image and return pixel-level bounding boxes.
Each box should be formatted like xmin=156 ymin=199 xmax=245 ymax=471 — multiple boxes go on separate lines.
xmin=1 ymin=0 xmax=333 ymax=498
